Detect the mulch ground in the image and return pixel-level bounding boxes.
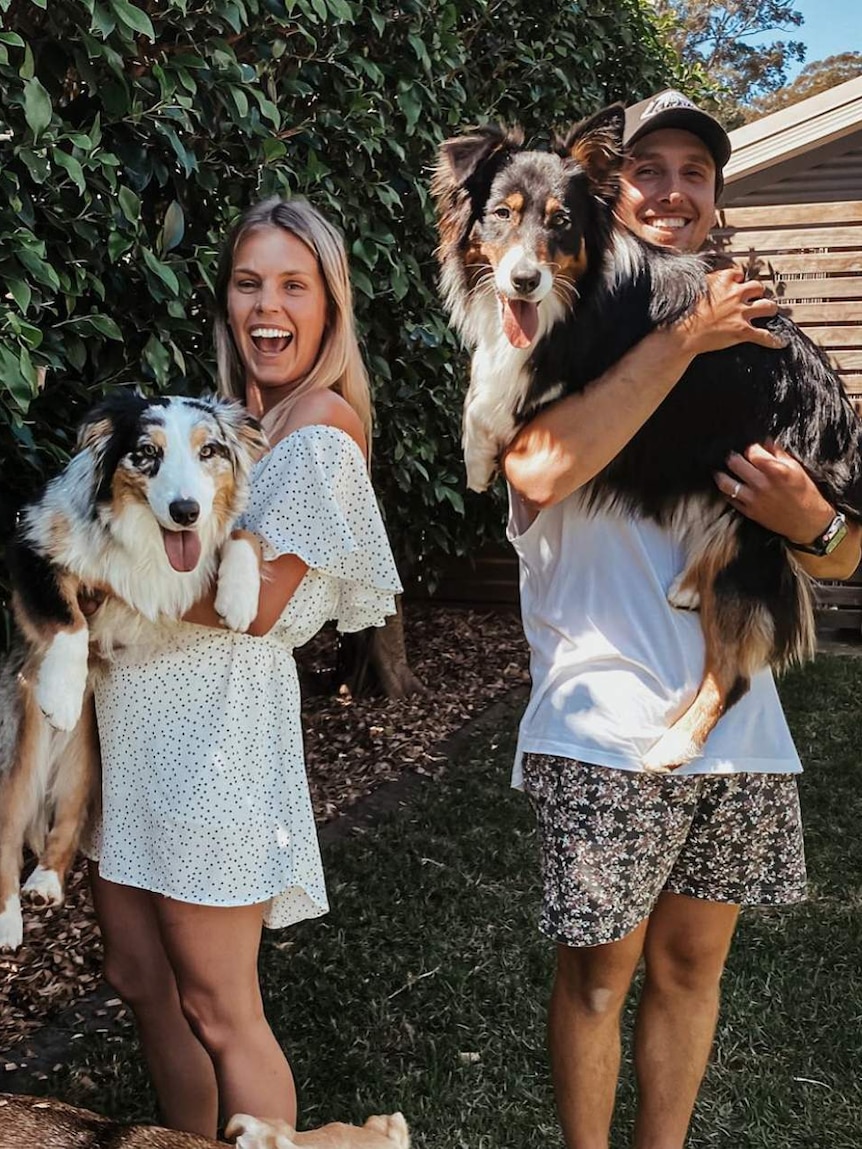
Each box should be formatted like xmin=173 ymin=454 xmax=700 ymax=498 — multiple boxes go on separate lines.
xmin=0 ymin=604 xmax=529 ymax=1062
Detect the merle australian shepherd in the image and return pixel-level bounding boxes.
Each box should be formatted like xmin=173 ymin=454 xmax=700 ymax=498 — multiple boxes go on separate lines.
xmin=0 ymin=390 xmax=267 ymax=949
xmin=433 ymin=104 xmax=862 ymax=772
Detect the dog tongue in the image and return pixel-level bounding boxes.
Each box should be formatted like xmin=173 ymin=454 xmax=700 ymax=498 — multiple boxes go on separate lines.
xmin=162 ymin=529 xmax=202 ymax=572
xmin=501 ymin=298 xmax=539 ymax=349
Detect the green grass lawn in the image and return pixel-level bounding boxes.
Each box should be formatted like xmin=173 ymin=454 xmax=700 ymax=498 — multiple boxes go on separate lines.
xmin=19 ymin=656 xmax=862 ymax=1148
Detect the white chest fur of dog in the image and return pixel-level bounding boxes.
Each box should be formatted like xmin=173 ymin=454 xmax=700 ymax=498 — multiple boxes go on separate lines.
xmin=454 ymin=245 xmax=569 ymax=493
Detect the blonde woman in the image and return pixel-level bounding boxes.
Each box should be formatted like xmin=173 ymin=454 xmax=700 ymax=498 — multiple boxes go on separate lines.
xmin=88 ymin=198 xmax=401 ymax=1136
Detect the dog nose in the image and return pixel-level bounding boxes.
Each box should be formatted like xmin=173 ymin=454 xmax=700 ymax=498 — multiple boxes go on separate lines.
xmin=511 ymin=269 xmax=541 ymax=295
xmin=169 ymin=499 xmax=200 ymax=526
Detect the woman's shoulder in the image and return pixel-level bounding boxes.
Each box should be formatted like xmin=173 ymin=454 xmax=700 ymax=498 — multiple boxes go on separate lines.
xmin=281 ymin=390 xmax=366 ymax=456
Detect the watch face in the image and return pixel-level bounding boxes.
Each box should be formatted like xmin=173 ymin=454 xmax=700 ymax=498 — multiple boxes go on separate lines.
xmin=823 ymin=521 xmax=848 ymax=555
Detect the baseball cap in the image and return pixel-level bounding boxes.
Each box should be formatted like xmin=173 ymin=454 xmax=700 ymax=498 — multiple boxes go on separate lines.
xmin=624 ymin=89 xmax=731 ymax=195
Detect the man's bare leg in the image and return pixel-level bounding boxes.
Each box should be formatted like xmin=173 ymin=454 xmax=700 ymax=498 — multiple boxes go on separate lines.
xmin=550 ymin=921 xmax=648 ymax=1149
xmin=633 ymin=892 xmax=739 ymax=1149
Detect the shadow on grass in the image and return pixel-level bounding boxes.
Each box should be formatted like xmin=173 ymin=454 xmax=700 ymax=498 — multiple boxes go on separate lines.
xmin=14 ymin=657 xmax=862 ymax=1148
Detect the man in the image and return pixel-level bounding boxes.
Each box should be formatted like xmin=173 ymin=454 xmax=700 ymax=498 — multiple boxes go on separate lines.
xmin=503 ymin=90 xmax=861 ymax=1149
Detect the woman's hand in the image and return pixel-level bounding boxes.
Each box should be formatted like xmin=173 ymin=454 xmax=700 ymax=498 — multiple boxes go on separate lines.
xmin=674 ymin=268 xmax=788 ymax=357
xmin=714 ymin=441 xmax=862 ymax=579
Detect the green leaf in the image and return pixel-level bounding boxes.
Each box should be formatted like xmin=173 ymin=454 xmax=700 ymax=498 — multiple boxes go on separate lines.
xmin=53 ymin=149 xmax=86 ymax=194
xmin=141 ymin=247 xmax=180 ymax=295
xmin=143 ymin=333 xmax=171 ymax=383
xmin=110 ymin=0 xmax=155 ymax=40
xmin=6 ymin=278 xmax=31 ymax=313
xmin=16 ymin=147 xmax=50 ymax=183
xmin=16 ymin=248 xmax=60 ymax=291
xmin=23 ymin=77 xmax=52 ymax=139
xmin=108 ymin=231 xmax=132 ymax=262
xmin=159 ymin=200 xmax=185 ymax=254
xmin=118 ymin=185 xmax=141 ymax=223
xmin=93 ymin=315 xmax=122 ymax=339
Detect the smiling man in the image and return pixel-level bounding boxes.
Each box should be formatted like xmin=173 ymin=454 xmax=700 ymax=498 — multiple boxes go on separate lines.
xmin=503 ymin=90 xmax=861 ymax=1149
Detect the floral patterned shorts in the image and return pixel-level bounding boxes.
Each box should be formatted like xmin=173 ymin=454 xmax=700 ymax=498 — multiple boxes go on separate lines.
xmin=522 ymin=754 xmax=807 ymax=948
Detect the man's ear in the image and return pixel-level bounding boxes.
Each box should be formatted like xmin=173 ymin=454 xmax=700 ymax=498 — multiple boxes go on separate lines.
xmin=556 ymin=104 xmax=626 ymax=205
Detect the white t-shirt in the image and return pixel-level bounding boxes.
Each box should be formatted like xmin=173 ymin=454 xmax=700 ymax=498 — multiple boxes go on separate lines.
xmin=508 ymin=486 xmax=802 ymax=785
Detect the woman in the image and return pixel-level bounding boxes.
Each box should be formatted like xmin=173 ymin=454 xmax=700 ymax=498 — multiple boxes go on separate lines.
xmin=87 ymin=198 xmax=402 ymax=1136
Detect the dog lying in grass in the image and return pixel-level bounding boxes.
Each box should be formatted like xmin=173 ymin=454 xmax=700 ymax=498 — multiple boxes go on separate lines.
xmin=0 ymin=390 xmax=267 ymax=950
xmin=0 ymin=1095 xmax=410 ymax=1148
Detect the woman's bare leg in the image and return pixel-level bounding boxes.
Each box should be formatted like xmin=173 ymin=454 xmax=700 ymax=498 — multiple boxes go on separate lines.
xmin=153 ymin=897 xmax=297 ymax=1125
xmin=89 ymin=863 xmax=219 ymax=1135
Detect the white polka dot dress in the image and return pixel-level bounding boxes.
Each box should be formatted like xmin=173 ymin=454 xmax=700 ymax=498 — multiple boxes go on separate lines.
xmin=90 ymin=425 xmax=402 ymax=929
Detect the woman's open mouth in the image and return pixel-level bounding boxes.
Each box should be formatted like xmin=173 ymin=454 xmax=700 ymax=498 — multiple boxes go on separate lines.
xmin=250 ymin=327 xmax=294 ymax=354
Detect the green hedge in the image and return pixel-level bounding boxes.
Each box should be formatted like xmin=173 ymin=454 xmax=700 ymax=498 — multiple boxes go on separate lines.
xmin=0 ymin=0 xmax=688 ymax=599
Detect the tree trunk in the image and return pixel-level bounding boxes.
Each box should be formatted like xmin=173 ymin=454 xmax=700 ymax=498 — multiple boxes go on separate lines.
xmin=337 ymin=596 xmax=424 ymax=699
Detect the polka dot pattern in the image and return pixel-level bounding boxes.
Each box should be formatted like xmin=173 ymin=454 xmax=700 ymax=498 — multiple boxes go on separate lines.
xmin=90 ymin=424 xmax=402 ymax=929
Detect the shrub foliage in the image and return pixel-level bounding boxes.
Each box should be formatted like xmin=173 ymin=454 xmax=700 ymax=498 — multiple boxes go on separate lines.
xmin=0 ymin=0 xmax=683 ymax=589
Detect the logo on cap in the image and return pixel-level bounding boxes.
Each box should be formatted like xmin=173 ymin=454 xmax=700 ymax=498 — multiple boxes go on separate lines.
xmin=640 ymin=90 xmax=698 ymax=122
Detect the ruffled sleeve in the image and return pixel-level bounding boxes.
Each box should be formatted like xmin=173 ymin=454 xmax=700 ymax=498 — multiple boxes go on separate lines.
xmin=241 ymin=424 xmax=402 ymax=633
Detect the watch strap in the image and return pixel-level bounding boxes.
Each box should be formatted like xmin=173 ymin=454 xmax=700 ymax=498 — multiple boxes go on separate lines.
xmin=788 ymin=511 xmax=847 ymax=556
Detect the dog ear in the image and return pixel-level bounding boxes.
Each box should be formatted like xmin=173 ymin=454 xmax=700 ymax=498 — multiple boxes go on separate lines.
xmin=557 ymin=104 xmax=625 ymax=204
xmin=432 ymin=124 xmax=524 ymax=250
xmin=76 ymin=386 xmax=147 ymax=453
xmin=213 ymin=399 xmax=270 ymax=467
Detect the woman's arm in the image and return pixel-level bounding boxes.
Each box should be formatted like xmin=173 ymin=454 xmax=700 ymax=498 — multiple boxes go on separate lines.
xmin=185 ymin=389 xmax=368 ymax=635
xmin=184 ymin=552 xmax=310 ymax=636
xmin=714 ymin=442 xmax=862 ymax=580
xmin=503 ymin=268 xmax=786 ymax=511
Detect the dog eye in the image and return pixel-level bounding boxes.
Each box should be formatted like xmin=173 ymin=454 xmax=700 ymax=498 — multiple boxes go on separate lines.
xmin=138 ymin=443 xmax=159 ymax=459
xmin=492 ymin=205 xmax=511 ymax=221
xmin=549 ymin=212 xmax=570 ymax=229
xmin=200 ymin=442 xmax=225 ymax=460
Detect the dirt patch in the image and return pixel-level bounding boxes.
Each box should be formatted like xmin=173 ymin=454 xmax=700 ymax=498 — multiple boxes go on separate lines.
xmin=0 ymin=605 xmax=528 ymax=1061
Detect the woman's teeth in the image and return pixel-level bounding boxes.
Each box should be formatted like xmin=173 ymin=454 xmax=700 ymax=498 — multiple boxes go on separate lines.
xmin=250 ymin=327 xmax=293 ymax=353
xmin=650 ymin=217 xmax=688 ymax=229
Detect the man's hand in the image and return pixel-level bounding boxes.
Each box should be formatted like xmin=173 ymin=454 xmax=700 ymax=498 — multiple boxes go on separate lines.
xmin=714 ymin=441 xmax=861 ymax=579
xmin=674 ymin=268 xmax=788 ymax=356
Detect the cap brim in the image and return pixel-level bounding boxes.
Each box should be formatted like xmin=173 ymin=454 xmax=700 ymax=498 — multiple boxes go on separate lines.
xmin=626 ymin=108 xmax=731 ymax=171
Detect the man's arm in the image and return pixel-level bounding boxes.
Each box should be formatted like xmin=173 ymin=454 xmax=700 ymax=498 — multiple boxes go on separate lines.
xmin=715 ymin=442 xmax=862 ymax=580
xmin=503 ymin=268 xmax=786 ymax=510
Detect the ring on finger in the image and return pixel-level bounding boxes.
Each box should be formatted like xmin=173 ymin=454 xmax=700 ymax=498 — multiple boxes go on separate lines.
xmin=730 ymin=481 xmax=741 ymax=500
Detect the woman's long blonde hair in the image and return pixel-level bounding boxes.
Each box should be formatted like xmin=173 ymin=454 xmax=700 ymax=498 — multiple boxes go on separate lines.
xmin=213 ymin=197 xmax=372 ymax=446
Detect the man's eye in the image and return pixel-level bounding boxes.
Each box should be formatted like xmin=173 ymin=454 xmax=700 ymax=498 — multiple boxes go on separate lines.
xmin=493 ymin=205 xmax=512 ymax=221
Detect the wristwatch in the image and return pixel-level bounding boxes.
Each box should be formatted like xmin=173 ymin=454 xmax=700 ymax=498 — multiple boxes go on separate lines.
xmin=788 ymin=511 xmax=848 ymax=556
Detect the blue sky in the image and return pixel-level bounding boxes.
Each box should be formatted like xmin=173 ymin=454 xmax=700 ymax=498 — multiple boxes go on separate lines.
xmin=758 ymin=0 xmax=862 ymax=80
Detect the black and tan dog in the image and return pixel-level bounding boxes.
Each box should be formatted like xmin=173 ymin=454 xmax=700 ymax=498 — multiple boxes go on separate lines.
xmin=0 ymin=1094 xmax=410 ymax=1148
xmin=0 ymin=391 xmax=268 ymax=949
xmin=433 ymin=104 xmax=862 ymax=770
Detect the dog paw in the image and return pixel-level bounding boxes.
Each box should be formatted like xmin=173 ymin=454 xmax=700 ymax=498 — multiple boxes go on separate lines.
xmin=0 ymin=896 xmax=24 ymax=951
xmin=215 ymin=537 xmax=261 ymax=632
xmin=667 ymin=574 xmax=700 ymax=611
xmin=225 ymin=1113 xmax=295 ymax=1148
xmin=365 ymin=1113 xmax=410 ymax=1147
xmin=22 ymin=865 xmax=64 ymax=906
xmin=35 ymin=629 xmax=89 ymax=731
xmin=642 ymin=729 xmax=701 ymax=774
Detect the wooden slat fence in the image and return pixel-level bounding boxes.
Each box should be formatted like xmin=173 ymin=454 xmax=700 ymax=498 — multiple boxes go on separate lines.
xmin=712 ymin=199 xmax=862 ymax=410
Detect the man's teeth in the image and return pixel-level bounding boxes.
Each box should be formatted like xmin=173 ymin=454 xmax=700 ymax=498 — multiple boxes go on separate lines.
xmin=251 ymin=327 xmax=292 ymax=338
